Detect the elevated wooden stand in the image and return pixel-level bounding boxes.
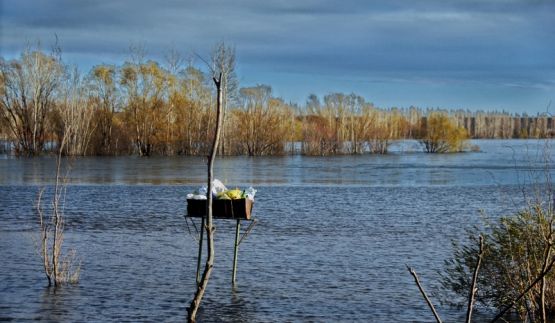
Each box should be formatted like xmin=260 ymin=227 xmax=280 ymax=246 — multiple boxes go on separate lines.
xmin=186 ymin=199 xmax=257 ymax=284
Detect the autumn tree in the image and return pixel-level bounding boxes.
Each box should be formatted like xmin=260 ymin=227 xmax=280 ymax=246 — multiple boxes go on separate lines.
xmin=300 ymin=93 xmax=408 ymax=155
xmin=419 ymin=112 xmax=468 ymax=153
xmin=342 ymin=94 xmax=369 ymax=154
xmin=88 ymin=64 xmax=118 ymax=155
xmin=120 ymin=60 xmax=169 ymax=156
xmin=366 ymin=108 xmax=411 ymax=154
xmin=366 ymin=108 xmax=392 ymax=154
xmin=232 ymin=85 xmax=294 ymax=155
xmin=301 ymin=94 xmax=347 ymax=155
xmin=3 ymin=45 xmax=554 ymax=157
xmin=159 ymin=48 xmax=186 ymax=155
xmin=301 ymin=94 xmax=335 ymax=155
xmin=0 ymin=48 xmax=63 ymax=155
xmin=173 ymin=65 xmax=215 ymax=155
xmin=323 ymin=93 xmax=349 ymax=152
xmin=53 ymin=66 xmax=96 ymax=155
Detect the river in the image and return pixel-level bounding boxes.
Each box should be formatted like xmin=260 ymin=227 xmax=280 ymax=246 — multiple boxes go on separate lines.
xmin=1 ymin=139 xmax=554 ymax=322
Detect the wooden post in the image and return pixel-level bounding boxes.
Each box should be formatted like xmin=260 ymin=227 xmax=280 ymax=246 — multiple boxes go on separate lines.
xmin=232 ymin=219 xmax=241 ymax=284
xmin=195 ymin=217 xmax=205 ymax=285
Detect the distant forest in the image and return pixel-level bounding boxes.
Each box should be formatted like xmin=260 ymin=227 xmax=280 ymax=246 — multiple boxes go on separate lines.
xmin=1 ymin=44 xmax=553 ymax=157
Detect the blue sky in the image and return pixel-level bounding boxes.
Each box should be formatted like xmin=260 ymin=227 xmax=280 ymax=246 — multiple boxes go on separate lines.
xmin=1 ymin=0 xmax=554 ymax=113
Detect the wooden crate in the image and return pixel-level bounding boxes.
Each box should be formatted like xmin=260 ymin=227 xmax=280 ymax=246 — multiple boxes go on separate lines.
xmin=187 ymin=198 xmax=253 ymax=220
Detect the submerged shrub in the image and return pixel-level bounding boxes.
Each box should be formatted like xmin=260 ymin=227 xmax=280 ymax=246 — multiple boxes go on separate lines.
xmin=442 ymin=203 xmax=555 ymax=321
xmin=419 ymin=113 xmax=468 ymax=153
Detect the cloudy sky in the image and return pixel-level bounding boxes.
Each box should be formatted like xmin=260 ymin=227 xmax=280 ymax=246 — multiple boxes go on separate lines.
xmin=1 ymin=0 xmax=554 ymax=112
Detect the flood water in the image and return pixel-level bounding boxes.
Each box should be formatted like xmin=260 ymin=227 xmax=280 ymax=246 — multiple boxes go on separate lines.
xmin=1 ymin=140 xmax=554 ymax=322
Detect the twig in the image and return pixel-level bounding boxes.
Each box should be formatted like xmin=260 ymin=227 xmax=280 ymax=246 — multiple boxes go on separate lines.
xmin=193 ymin=52 xmax=215 ymax=76
xmin=466 ymin=235 xmax=484 ymax=323
xmin=490 ymin=256 xmax=555 ymax=323
xmin=407 ymin=265 xmax=443 ymax=323
xmin=36 ymin=188 xmax=52 ymax=286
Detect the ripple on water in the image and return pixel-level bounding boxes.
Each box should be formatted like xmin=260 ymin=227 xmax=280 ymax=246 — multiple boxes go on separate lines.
xmin=0 ymin=183 xmax=525 ymax=321
xmin=1 ymin=139 xmax=550 ymax=321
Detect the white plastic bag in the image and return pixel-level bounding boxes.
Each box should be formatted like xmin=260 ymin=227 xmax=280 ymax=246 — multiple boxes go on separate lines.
xmin=187 ymin=186 xmax=208 ymax=200
xmin=211 ymin=179 xmax=227 ymax=197
xmin=244 ymin=186 xmax=257 ymax=201
xmin=187 ymin=179 xmax=227 ymax=200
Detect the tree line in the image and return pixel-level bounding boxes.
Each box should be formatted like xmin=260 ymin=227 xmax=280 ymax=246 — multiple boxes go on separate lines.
xmin=1 ymin=45 xmax=553 ymax=157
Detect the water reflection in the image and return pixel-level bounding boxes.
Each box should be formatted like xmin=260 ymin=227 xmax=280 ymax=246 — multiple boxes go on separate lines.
xmin=228 ymin=286 xmax=254 ymax=322
xmin=39 ymin=286 xmax=80 ymax=322
xmin=1 ymin=140 xmax=554 ymax=187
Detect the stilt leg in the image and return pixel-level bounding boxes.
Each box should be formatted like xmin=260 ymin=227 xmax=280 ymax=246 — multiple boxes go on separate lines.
xmin=196 ymin=217 xmax=205 ymax=285
xmin=232 ymin=219 xmax=241 ymax=284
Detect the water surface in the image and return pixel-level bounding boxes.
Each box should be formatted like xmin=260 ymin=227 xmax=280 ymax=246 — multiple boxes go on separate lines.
xmin=1 ymin=140 xmax=554 ymax=322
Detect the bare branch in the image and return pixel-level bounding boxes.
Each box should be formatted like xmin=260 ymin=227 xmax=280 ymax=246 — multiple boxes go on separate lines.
xmin=490 ymin=256 xmax=555 ymax=323
xmin=407 ymin=265 xmax=443 ymax=323
xmin=36 ymin=188 xmax=52 ymax=286
xmin=193 ymin=52 xmax=215 ymax=76
xmin=466 ymin=235 xmax=484 ymax=323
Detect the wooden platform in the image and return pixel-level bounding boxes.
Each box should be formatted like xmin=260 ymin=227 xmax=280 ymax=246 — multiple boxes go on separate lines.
xmin=187 ymin=198 xmax=253 ymax=220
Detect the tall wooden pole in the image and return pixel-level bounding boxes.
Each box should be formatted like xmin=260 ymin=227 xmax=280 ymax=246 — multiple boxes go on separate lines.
xmin=188 ymin=73 xmax=223 ymax=323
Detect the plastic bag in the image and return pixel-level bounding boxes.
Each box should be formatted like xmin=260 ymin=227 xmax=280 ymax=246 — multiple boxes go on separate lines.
xmin=211 ymin=179 xmax=227 ymax=197
xmin=187 ymin=179 xmax=227 ymax=200
xmin=243 ymin=187 xmax=257 ymax=201
xmin=187 ymin=186 xmax=207 ymax=200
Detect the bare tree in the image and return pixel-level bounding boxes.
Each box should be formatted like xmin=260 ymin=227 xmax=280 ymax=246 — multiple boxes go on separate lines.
xmin=187 ymin=73 xmax=223 ymax=323
xmin=176 ymin=65 xmax=215 ymax=155
xmin=0 ymin=47 xmax=63 ymax=155
xmin=211 ymin=41 xmax=238 ymax=155
xmin=120 ymin=58 xmax=169 ymax=156
xmin=88 ymin=64 xmax=118 ymax=155
xmin=56 ymin=66 xmax=96 ymax=155
xmin=232 ymin=85 xmax=294 ymax=155
xmin=36 ymin=132 xmax=80 ymax=286
xmin=163 ymin=47 xmax=185 ymax=155
xmin=164 ymin=46 xmax=185 ymax=75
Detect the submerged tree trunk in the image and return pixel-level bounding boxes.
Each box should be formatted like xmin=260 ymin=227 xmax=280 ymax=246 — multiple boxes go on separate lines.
xmin=187 ymin=73 xmax=223 ymax=322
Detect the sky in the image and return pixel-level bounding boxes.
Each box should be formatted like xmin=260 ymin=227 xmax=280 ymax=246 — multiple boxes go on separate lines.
xmin=1 ymin=0 xmax=554 ymax=113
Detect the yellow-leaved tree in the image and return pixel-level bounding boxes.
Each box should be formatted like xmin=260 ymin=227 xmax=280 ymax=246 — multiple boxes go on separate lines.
xmin=120 ymin=60 xmax=169 ymax=156
xmin=419 ymin=112 xmax=468 ymax=153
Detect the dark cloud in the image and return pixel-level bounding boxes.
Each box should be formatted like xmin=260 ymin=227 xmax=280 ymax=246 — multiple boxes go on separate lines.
xmin=1 ymin=0 xmax=554 ymax=111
